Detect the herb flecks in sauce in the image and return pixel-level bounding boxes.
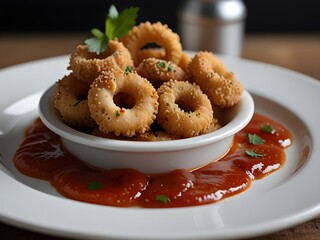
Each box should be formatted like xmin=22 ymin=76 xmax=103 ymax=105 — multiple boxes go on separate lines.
xmin=244 ymin=149 xmax=266 ymax=158
xmin=87 ymin=181 xmax=103 ymax=190
xmin=248 ymin=133 xmax=265 ymax=145
xmin=155 ymin=195 xmax=170 ymax=204
xmin=13 ymin=113 xmax=292 ymax=208
xmin=261 ymin=124 xmax=274 ymax=133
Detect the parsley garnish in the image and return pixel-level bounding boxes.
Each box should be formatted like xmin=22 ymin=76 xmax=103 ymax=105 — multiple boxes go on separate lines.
xmin=167 ymin=64 xmax=173 ymax=72
xmin=244 ymin=149 xmax=266 ymax=158
xmin=87 ymin=180 xmax=102 ymax=190
xmin=85 ymin=5 xmax=139 ymax=54
xmin=116 ymin=111 xmax=121 ymax=117
xmin=261 ymin=124 xmax=274 ymax=133
xmin=155 ymin=194 xmax=170 ymax=204
xmin=248 ymin=133 xmax=265 ymax=145
xmin=124 ymin=66 xmax=133 ymax=75
xmin=156 ymin=61 xmax=166 ymax=69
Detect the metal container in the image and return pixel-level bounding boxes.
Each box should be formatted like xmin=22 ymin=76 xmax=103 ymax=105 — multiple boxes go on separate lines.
xmin=177 ymin=0 xmax=247 ymax=56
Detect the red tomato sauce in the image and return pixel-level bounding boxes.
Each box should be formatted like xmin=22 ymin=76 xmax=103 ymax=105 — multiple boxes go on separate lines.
xmin=13 ymin=113 xmax=292 ymax=208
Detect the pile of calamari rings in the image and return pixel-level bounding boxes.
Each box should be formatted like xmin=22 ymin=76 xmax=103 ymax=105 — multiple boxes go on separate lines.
xmin=53 ymin=21 xmax=243 ymax=141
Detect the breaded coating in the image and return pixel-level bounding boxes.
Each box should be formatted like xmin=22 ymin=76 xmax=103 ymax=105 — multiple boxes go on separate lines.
xmin=189 ymin=51 xmax=243 ymax=107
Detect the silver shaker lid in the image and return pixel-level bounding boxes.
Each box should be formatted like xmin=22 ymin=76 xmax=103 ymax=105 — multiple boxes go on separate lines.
xmin=177 ymin=0 xmax=247 ymax=25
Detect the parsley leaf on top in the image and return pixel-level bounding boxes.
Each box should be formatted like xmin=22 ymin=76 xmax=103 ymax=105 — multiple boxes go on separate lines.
xmin=85 ymin=5 xmax=139 ymax=54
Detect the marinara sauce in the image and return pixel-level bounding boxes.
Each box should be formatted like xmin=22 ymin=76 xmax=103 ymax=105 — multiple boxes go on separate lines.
xmin=13 ymin=113 xmax=292 ymax=208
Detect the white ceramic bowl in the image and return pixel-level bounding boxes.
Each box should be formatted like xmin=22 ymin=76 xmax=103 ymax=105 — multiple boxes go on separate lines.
xmin=38 ymin=85 xmax=254 ymax=174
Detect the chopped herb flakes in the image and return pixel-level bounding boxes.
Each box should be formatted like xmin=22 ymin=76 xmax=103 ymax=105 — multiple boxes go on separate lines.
xmin=87 ymin=181 xmax=102 ymax=190
xmin=116 ymin=111 xmax=121 ymax=117
xmin=261 ymin=124 xmax=274 ymax=133
xmin=248 ymin=133 xmax=265 ymax=145
xmin=124 ymin=66 xmax=133 ymax=75
xmin=156 ymin=61 xmax=166 ymax=69
xmin=244 ymin=149 xmax=266 ymax=158
xmin=156 ymin=60 xmax=174 ymax=72
xmin=155 ymin=194 xmax=170 ymax=204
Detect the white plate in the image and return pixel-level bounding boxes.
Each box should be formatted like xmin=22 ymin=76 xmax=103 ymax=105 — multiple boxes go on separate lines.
xmin=0 ymin=55 xmax=320 ymax=240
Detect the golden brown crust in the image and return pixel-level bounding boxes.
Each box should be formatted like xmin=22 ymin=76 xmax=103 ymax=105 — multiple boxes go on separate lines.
xmin=53 ymin=74 xmax=97 ymax=128
xmin=188 ymin=51 xmax=243 ymax=107
xmin=157 ymin=80 xmax=214 ymax=137
xmin=53 ymin=21 xmax=244 ymax=141
xmin=178 ymin=52 xmax=191 ymax=72
xmin=203 ymin=118 xmax=221 ymax=134
xmin=150 ymin=131 xmax=181 ymax=141
xmin=122 ymin=22 xmax=182 ymax=66
xmin=68 ymin=40 xmax=133 ymax=83
xmin=136 ymin=58 xmax=189 ymax=84
xmin=92 ymin=128 xmax=180 ymax=141
xmin=136 ymin=48 xmax=165 ymax=65
xmin=88 ymin=70 xmax=159 ymax=137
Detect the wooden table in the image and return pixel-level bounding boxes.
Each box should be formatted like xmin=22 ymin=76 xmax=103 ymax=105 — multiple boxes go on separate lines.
xmin=0 ymin=33 xmax=320 ymax=240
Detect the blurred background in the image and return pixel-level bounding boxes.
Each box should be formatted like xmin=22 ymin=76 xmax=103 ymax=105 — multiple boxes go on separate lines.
xmin=1 ymin=0 xmax=319 ymax=33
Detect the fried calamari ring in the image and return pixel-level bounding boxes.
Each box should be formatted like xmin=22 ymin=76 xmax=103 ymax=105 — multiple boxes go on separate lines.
xmin=157 ymin=80 xmax=213 ymax=137
xmin=137 ymin=48 xmax=165 ymax=65
xmin=149 ymin=131 xmax=181 ymax=141
xmin=137 ymin=49 xmax=190 ymax=73
xmin=91 ymin=128 xmax=132 ymax=141
xmin=122 ymin=22 xmax=182 ymax=66
xmin=91 ymin=127 xmax=156 ymax=141
xmin=88 ymin=70 xmax=159 ymax=137
xmin=92 ymin=128 xmax=179 ymax=141
xmin=189 ymin=51 xmax=243 ymax=107
xmin=178 ymin=52 xmax=191 ymax=72
xmin=137 ymin=48 xmax=190 ymax=72
xmin=204 ymin=118 xmax=221 ymax=134
xmin=53 ymin=74 xmax=96 ymax=128
xmin=68 ymin=40 xmax=133 ymax=83
xmin=136 ymin=58 xmax=188 ymax=83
